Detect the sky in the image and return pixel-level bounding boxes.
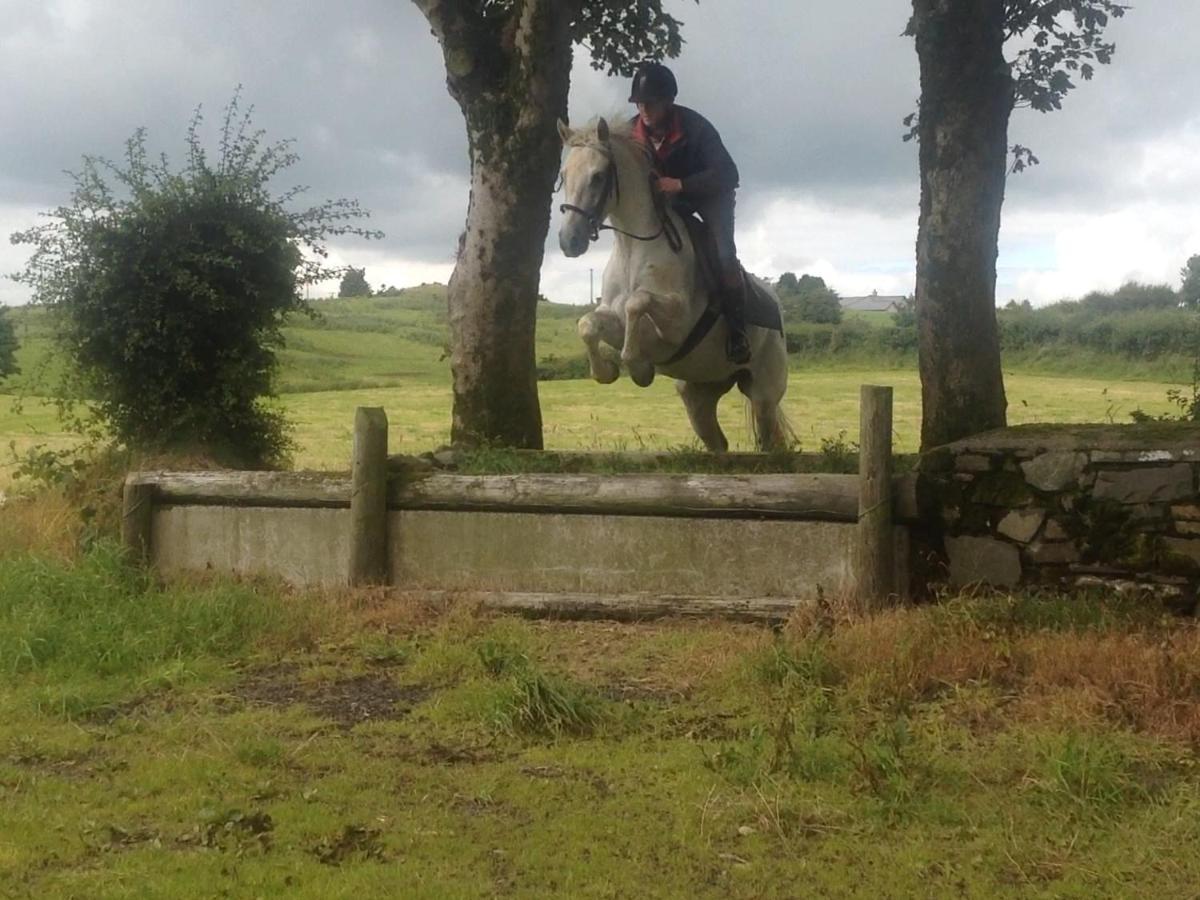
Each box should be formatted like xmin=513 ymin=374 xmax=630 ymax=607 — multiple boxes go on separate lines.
xmin=1 ymin=0 xmax=1198 ymax=308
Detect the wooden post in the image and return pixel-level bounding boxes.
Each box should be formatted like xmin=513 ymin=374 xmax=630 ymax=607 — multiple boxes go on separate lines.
xmin=857 ymin=385 xmax=894 ymax=606
xmin=121 ymin=478 xmax=155 ymax=564
xmin=349 ymin=407 xmax=389 ymax=586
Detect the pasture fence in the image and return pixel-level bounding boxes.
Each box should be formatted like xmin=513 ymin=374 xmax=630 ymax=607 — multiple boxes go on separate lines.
xmin=122 ymin=386 xmax=911 ymax=622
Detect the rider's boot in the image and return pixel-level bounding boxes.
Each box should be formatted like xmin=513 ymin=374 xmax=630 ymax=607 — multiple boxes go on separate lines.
xmin=722 ymin=279 xmax=752 ymax=366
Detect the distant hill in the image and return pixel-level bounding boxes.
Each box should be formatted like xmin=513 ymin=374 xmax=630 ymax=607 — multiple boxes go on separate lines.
xmin=1 ymin=285 xmax=593 ymax=396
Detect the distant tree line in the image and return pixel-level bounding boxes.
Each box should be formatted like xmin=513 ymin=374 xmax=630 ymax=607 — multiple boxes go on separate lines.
xmin=997 ymin=279 xmax=1199 ymax=358
xmin=337 ymin=268 xmax=409 ymax=299
xmin=778 ymin=258 xmax=1200 ymax=365
xmin=774 ymin=273 xmax=843 ymax=325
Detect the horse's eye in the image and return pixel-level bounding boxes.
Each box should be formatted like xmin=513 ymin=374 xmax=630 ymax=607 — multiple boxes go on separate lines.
xmin=590 ymin=172 xmax=604 ymax=185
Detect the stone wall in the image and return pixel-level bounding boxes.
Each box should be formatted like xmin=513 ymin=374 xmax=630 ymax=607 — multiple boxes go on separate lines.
xmin=923 ymin=424 xmax=1200 ymax=602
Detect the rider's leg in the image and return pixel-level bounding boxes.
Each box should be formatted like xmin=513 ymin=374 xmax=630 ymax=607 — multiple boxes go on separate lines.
xmin=696 ymin=192 xmax=750 ymax=365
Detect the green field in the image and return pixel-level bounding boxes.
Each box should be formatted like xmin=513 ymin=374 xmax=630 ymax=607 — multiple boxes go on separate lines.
xmin=0 ymin=288 xmax=1183 ymax=484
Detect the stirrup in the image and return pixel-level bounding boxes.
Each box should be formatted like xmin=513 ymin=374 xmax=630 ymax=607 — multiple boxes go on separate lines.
xmin=727 ymin=330 xmax=751 ymax=365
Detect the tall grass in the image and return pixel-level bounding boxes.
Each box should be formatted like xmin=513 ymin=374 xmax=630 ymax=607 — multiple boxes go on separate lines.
xmin=0 ymin=542 xmax=318 ymax=687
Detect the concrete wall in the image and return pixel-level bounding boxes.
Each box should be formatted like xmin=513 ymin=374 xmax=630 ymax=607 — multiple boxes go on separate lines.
xmin=153 ymin=506 xmax=352 ymax=588
xmin=151 ymin=503 xmax=908 ymax=601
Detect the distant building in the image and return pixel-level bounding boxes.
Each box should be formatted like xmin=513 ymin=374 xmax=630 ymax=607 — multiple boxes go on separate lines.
xmin=839 ymin=292 xmax=907 ymax=313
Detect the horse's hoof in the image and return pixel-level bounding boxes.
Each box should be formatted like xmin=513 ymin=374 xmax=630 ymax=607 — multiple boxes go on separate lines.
xmin=591 ymin=359 xmax=620 ymax=384
xmin=629 ymin=362 xmax=655 ymax=388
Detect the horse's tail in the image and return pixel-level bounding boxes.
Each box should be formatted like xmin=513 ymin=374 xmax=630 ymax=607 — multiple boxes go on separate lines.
xmin=745 ymin=397 xmax=797 ymax=452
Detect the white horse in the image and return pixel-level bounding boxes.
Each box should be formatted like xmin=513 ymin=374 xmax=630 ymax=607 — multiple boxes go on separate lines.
xmin=556 ymin=116 xmax=790 ymax=452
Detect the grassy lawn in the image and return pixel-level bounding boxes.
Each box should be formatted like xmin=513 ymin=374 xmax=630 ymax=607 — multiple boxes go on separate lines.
xmin=2 ymin=544 xmax=1199 ymax=897
xmin=0 ymin=289 xmax=1184 ymax=482
xmin=2 ymin=371 xmax=1174 ymax=481
xmin=280 ymin=369 xmax=1176 ymax=471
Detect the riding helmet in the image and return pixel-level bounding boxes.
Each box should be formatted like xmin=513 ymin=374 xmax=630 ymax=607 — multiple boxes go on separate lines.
xmin=628 ymin=62 xmax=678 ymax=103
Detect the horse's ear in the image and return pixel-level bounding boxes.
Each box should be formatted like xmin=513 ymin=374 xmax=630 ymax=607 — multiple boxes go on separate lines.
xmin=557 ymin=118 xmax=572 ymax=144
xmin=596 ymin=117 xmax=610 ymax=144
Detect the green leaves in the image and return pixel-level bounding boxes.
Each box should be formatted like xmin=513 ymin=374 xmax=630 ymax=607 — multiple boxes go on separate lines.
xmin=1180 ymin=255 xmax=1200 ymax=311
xmin=0 ymin=307 xmax=17 ymax=381
xmin=573 ymin=0 xmax=695 ymax=76
xmin=1005 ymin=0 xmax=1129 ymax=113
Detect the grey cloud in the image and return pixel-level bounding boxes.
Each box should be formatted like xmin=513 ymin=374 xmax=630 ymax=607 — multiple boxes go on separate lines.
xmin=1 ymin=0 xmax=1198 ymax=303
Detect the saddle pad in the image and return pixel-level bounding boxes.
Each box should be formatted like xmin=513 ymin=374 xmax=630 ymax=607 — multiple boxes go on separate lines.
xmin=680 ymin=215 xmax=782 ymax=335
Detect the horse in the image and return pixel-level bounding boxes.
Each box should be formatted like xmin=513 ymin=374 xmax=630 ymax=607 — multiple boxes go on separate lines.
xmin=556 ymin=116 xmax=790 ymax=452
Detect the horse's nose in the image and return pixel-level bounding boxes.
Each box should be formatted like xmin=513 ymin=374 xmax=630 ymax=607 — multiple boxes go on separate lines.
xmin=560 ymin=230 xmax=587 ymax=258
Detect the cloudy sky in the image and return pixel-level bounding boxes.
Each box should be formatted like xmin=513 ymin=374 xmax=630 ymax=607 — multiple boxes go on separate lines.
xmin=1 ymin=0 xmax=1197 ymax=308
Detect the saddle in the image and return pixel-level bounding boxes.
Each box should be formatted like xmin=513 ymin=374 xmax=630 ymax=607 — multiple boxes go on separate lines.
xmin=678 ymin=214 xmax=783 ymax=334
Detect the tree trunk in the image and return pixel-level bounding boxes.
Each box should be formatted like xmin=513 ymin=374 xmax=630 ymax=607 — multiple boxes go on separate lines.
xmin=415 ymin=0 xmax=577 ymax=448
xmin=912 ymin=0 xmax=1012 ymax=451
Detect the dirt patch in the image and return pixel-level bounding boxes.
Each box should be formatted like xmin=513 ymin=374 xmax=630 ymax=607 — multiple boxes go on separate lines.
xmin=659 ymin=711 xmax=743 ymax=741
xmin=6 ymin=745 xmax=126 ymax=781
xmin=417 ymin=740 xmax=501 ymax=765
xmin=234 ymin=665 xmax=432 ymax=729
xmin=600 ymin=679 xmax=690 ymax=704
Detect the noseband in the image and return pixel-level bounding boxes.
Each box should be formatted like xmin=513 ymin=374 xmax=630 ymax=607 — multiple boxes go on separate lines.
xmin=558 ymin=151 xmax=621 ymax=243
xmin=559 ymin=144 xmax=683 ymax=251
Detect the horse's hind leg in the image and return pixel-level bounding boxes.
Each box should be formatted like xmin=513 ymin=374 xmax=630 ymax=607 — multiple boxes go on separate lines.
xmin=739 ymin=336 xmax=790 ymax=451
xmin=578 ymin=307 xmax=624 ymax=384
xmin=677 ymin=378 xmax=736 ymax=453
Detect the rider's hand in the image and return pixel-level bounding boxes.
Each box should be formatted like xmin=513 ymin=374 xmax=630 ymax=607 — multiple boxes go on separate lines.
xmin=655 ymin=176 xmax=684 ymax=195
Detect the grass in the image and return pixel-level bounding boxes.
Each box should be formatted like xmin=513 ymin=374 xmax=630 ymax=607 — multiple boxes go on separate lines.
xmin=0 ymin=289 xmax=1185 ymax=486
xmin=2 ymin=555 xmax=1200 ymax=896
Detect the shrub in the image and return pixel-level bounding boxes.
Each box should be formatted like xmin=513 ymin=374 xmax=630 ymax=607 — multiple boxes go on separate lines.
xmin=785 ymin=320 xmax=875 ymax=355
xmin=339 ymin=267 xmax=372 ymax=298
xmin=777 ymin=273 xmax=843 ymax=325
xmin=10 ymin=91 xmax=380 ymax=467
xmin=536 ymin=353 xmax=591 ymax=381
xmin=0 ymin=306 xmax=17 ymax=381
xmin=1079 ymin=281 xmax=1180 ymax=314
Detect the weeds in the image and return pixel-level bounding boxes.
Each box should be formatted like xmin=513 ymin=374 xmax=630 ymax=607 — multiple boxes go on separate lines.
xmin=469 ymin=634 xmax=609 ymax=738
xmin=0 ymin=542 xmax=318 ymax=689
xmin=1034 ymin=733 xmax=1142 ymax=811
xmin=489 ymin=667 xmax=606 ymax=738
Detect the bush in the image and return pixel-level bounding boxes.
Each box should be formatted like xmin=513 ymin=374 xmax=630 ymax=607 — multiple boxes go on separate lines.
xmin=339 ymin=267 xmax=372 ymax=298
xmin=777 ymin=273 xmax=842 ymax=325
xmin=10 ymin=92 xmax=380 ymax=467
xmin=536 ymin=353 xmax=591 ymax=381
xmin=1079 ymin=281 xmax=1179 ymax=314
xmin=785 ymin=319 xmax=875 ymax=355
xmin=0 ymin=306 xmax=17 ymax=381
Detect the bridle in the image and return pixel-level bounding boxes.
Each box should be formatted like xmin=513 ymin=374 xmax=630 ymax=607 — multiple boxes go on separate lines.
xmin=559 ymin=144 xmax=683 ymax=252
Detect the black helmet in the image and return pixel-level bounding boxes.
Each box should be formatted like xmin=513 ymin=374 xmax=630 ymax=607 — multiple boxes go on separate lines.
xmin=628 ymin=62 xmax=678 ymax=103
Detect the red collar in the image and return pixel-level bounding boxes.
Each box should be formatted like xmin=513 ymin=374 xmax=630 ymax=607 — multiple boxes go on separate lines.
xmin=632 ymin=108 xmax=685 ymax=160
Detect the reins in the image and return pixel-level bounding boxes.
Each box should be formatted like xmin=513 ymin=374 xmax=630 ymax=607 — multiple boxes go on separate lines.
xmin=559 ymin=144 xmax=683 ymax=253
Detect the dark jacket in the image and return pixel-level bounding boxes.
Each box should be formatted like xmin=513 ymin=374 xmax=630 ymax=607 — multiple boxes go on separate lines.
xmin=629 ymin=105 xmax=740 ymax=201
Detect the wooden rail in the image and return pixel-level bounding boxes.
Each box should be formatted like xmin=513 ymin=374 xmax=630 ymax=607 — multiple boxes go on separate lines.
xmin=124 ymin=470 xmax=864 ymax=522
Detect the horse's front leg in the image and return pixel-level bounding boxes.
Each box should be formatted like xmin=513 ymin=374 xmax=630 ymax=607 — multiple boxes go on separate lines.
xmin=578 ymin=306 xmax=624 ymax=384
xmin=621 ymin=289 xmax=688 ymax=387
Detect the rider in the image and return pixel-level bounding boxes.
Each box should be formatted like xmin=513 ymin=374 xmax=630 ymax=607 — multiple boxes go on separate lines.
xmin=628 ymin=61 xmax=751 ymax=365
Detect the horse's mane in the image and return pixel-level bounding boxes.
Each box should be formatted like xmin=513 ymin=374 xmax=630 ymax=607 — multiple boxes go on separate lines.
xmin=568 ymin=114 xmax=653 ymax=176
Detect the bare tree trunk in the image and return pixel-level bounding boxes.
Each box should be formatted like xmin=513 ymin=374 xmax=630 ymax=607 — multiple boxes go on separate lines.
xmin=912 ymin=0 xmax=1011 ymax=451
xmin=414 ymin=0 xmax=577 ymax=448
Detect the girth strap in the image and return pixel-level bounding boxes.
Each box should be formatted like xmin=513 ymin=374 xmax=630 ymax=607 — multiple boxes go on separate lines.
xmin=664 ymin=305 xmax=722 ymax=366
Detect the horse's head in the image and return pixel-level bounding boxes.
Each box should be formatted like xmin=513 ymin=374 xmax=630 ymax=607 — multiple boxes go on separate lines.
xmin=557 ymin=117 xmax=616 ymax=258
